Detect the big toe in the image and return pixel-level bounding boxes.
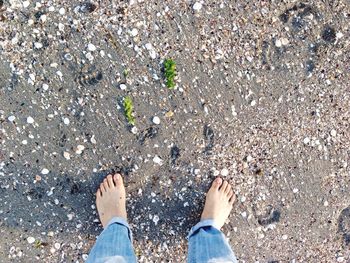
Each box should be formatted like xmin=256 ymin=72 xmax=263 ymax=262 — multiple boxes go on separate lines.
xmin=113 ymin=173 xmax=124 ymax=187
xmin=211 ymin=177 xmax=223 ymax=190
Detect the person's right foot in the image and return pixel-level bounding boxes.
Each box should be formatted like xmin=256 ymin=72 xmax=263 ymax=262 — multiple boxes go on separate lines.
xmin=201 ymin=177 xmax=236 ymax=229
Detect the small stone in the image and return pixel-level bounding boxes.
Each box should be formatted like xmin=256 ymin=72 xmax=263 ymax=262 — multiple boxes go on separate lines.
xmin=250 ymin=100 xmax=256 ymax=106
xmin=292 ymin=188 xmax=299 ymax=193
xmin=145 ymin=43 xmax=153 ymax=50
xmin=41 ymin=168 xmax=49 ymax=175
xmin=303 ymin=137 xmax=310 ymax=144
xmin=54 ymin=243 xmax=61 ymax=250
xmin=76 ymin=145 xmax=85 ymax=154
xmin=193 ymin=2 xmax=202 ymax=10
xmin=153 ymin=215 xmax=160 ymax=225
xmin=23 ymin=1 xmax=30 ymax=8
xmin=220 ymin=168 xmax=229 ymax=177
xmin=59 ymin=7 xmax=65 ymax=15
xmin=281 ymin=38 xmax=289 ymax=45
xmin=8 ymin=116 xmax=16 ymax=122
xmin=153 ymin=155 xmax=163 ymax=165
xmin=22 ymin=140 xmax=28 ymax=145
xmin=63 ymin=152 xmax=70 ymax=160
xmin=87 ymin=43 xmax=96 ymax=52
xmin=131 ymin=126 xmax=138 ymax=134
xmin=27 ymin=237 xmax=35 ymax=244
xmin=337 ymin=256 xmax=345 ymax=262
xmin=67 ymin=214 xmax=73 ymax=220
xmin=275 ymin=39 xmax=282 ymax=47
xmin=130 ymin=28 xmax=138 ymax=37
xmin=90 ymin=135 xmax=97 ymax=144
xmin=34 ymin=42 xmax=43 ymax=49
xmin=63 ymin=117 xmax=70 ymax=125
xmin=119 ymin=84 xmax=127 ymax=90
xmin=330 ymin=129 xmax=337 ymax=137
xmin=165 ymin=111 xmax=174 ymax=118
xmin=42 ymin=83 xmax=49 ymax=90
xmin=27 ymin=116 xmax=34 ymax=124
xmin=152 ymin=116 xmax=160 ymax=125
xmin=282 ymin=234 xmax=288 ymax=240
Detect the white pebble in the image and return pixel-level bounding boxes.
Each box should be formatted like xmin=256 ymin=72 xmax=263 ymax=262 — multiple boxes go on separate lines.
xmin=281 ymin=38 xmax=289 ymax=45
xmin=27 ymin=237 xmax=35 ymax=244
xmin=90 ymin=135 xmax=97 ymax=144
xmin=8 ymin=116 xmax=16 ymax=122
xmin=42 ymin=83 xmax=49 ymax=90
xmin=330 ymin=129 xmax=337 ymax=137
xmin=153 ymin=155 xmax=163 ymax=165
xmin=87 ymin=43 xmax=96 ymax=52
xmin=250 ymin=100 xmax=256 ymax=106
xmin=23 ymin=1 xmax=30 ymax=8
xmin=22 ymin=140 xmax=28 ymax=145
xmin=292 ymin=188 xmax=299 ymax=193
xmin=76 ymin=145 xmax=85 ymax=154
xmin=59 ymin=7 xmax=65 ymax=15
xmin=119 ymin=84 xmax=127 ymax=90
xmin=27 ymin=116 xmax=34 ymax=124
xmin=193 ymin=2 xmax=202 ymax=10
xmin=131 ymin=126 xmax=138 ymax=134
xmin=220 ymin=168 xmax=229 ymax=177
xmin=282 ymin=234 xmax=288 ymax=240
xmin=63 ymin=117 xmax=70 ymax=125
xmin=275 ymin=39 xmax=282 ymax=47
xmin=63 ymin=152 xmax=70 ymax=160
xmin=130 ymin=28 xmax=138 ymax=37
xmin=34 ymin=42 xmax=43 ymax=49
xmin=153 ymin=215 xmax=160 ymax=225
xmin=145 ymin=43 xmax=153 ymax=50
xmin=40 ymin=14 xmax=47 ymax=22
xmin=54 ymin=243 xmax=61 ymax=250
xmin=41 ymin=168 xmax=49 ymax=175
xmin=152 ymin=116 xmax=160 ymax=125
xmin=303 ymin=137 xmax=310 ymax=144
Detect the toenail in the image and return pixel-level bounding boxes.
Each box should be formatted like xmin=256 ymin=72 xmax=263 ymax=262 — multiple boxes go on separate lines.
xmin=115 ymin=173 xmax=121 ymax=180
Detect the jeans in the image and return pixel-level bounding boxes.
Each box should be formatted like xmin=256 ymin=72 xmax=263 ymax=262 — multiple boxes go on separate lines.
xmin=86 ymin=217 xmax=237 ymax=263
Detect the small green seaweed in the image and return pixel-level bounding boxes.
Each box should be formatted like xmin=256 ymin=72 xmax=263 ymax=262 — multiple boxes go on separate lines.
xmin=123 ymin=68 xmax=129 ymax=78
xmin=123 ymin=96 xmax=135 ymax=125
xmin=34 ymin=240 xmax=42 ymax=248
xmin=164 ymin=59 xmax=176 ymax=89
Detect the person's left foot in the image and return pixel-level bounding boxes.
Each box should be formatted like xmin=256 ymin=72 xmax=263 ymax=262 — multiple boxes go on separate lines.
xmin=96 ymin=173 xmax=127 ymax=228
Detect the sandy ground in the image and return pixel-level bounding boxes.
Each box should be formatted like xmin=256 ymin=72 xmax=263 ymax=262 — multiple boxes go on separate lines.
xmin=0 ymin=0 xmax=350 ymax=262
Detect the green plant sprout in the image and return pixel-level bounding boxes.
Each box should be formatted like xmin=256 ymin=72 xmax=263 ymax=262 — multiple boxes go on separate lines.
xmin=123 ymin=68 xmax=129 ymax=78
xmin=164 ymin=59 xmax=176 ymax=89
xmin=123 ymin=96 xmax=135 ymax=125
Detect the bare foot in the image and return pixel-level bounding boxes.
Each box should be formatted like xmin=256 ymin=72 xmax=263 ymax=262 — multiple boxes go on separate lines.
xmin=96 ymin=173 xmax=127 ymax=228
xmin=201 ymin=177 xmax=236 ymax=229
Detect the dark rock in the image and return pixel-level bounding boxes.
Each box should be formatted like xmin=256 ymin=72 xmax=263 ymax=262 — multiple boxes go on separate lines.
xmin=79 ymin=2 xmax=97 ymax=13
xmin=306 ymin=59 xmax=315 ymax=73
xmin=322 ymin=26 xmax=336 ymax=43
xmin=256 ymin=205 xmax=281 ymax=226
xmin=203 ymin=124 xmax=214 ymax=154
xmin=338 ymin=206 xmax=350 ymax=244
xmin=170 ymin=145 xmax=180 ymax=166
xmin=138 ymin=127 xmax=158 ymax=145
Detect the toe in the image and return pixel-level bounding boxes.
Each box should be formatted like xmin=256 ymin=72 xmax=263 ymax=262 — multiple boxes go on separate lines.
xmin=103 ymin=178 xmax=109 ymax=190
xmin=220 ymin=181 xmax=228 ymax=192
xmin=211 ymin=177 xmax=223 ymax=190
xmin=228 ymin=189 xmax=234 ymax=199
xmin=100 ymin=183 xmax=106 ymax=192
xmin=96 ymin=188 xmax=102 ymax=198
xmin=225 ymin=184 xmax=232 ymax=194
xmin=113 ymin=173 xmax=123 ymax=187
xmin=107 ymin=174 xmax=115 ymax=188
xmin=229 ymin=193 xmax=236 ymax=205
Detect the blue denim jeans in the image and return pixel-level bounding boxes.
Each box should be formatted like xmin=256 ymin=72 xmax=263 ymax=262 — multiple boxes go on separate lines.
xmin=86 ymin=217 xmax=237 ymax=263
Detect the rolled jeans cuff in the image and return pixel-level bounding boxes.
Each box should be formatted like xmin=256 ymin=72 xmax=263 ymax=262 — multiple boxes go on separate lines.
xmin=105 ymin=217 xmax=133 ymax=241
xmin=187 ymin=219 xmax=220 ymax=238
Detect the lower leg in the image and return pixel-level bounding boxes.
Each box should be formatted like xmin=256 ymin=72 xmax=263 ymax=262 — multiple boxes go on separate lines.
xmin=187 ymin=177 xmax=238 ymax=263
xmin=86 ymin=174 xmax=137 ymax=263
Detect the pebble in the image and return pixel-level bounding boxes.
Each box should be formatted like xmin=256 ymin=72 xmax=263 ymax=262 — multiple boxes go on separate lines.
xmin=42 ymin=83 xmax=49 ymax=91
xmin=63 ymin=152 xmax=70 ymax=160
xmin=87 ymin=43 xmax=96 ymax=52
xmin=8 ymin=116 xmax=16 ymax=122
xmin=303 ymin=137 xmax=310 ymax=144
xmin=193 ymin=2 xmax=202 ymax=11
xmin=75 ymin=145 xmax=85 ymax=154
xmin=90 ymin=135 xmax=97 ymax=144
xmin=59 ymin=7 xmax=66 ymax=15
xmin=220 ymin=168 xmax=229 ymax=176
xmin=27 ymin=116 xmax=34 ymax=124
xmin=131 ymin=126 xmax=138 ymax=134
xmin=54 ymin=243 xmax=61 ymax=250
xmin=41 ymin=168 xmax=49 ymax=175
xmin=130 ymin=28 xmax=138 ymax=37
xmin=282 ymin=234 xmax=288 ymax=240
xmin=119 ymin=84 xmax=127 ymax=90
xmin=153 ymin=155 xmax=163 ymax=165
xmin=27 ymin=237 xmax=35 ymax=244
xmin=63 ymin=117 xmax=70 ymax=125
xmin=153 ymin=215 xmax=160 ymax=225
xmin=330 ymin=129 xmax=337 ymax=137
xmin=152 ymin=116 xmax=160 ymax=125
xmin=34 ymin=42 xmax=43 ymax=49
xmin=275 ymin=39 xmax=282 ymax=47
xmin=22 ymin=1 xmax=30 ymax=8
